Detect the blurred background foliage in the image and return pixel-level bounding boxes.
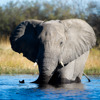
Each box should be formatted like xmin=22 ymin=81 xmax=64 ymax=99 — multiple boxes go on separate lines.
xmin=0 ymin=0 xmax=100 ymax=74
xmin=0 ymin=0 xmax=100 ymax=47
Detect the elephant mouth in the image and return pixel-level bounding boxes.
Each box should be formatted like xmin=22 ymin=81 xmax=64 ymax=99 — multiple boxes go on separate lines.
xmin=33 ymin=58 xmax=65 ymax=69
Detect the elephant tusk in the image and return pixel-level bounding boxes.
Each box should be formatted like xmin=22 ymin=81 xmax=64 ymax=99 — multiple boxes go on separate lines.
xmin=33 ymin=62 xmax=37 ymax=67
xmin=60 ymin=61 xmax=64 ymax=67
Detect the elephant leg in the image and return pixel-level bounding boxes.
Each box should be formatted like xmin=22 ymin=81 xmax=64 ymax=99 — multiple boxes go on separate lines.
xmin=49 ymin=60 xmax=75 ymax=85
xmin=49 ymin=51 xmax=89 ymax=85
xmin=72 ymin=51 xmax=90 ymax=81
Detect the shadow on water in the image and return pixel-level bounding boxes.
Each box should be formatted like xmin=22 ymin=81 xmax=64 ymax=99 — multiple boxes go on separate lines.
xmin=0 ymin=75 xmax=100 ymax=100
xmin=38 ymin=82 xmax=84 ymax=90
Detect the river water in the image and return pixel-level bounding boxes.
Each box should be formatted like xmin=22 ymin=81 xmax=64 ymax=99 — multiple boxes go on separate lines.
xmin=0 ymin=75 xmax=100 ymax=100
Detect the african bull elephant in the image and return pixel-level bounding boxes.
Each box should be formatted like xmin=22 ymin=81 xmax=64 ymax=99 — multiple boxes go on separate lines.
xmin=10 ymin=19 xmax=96 ymax=85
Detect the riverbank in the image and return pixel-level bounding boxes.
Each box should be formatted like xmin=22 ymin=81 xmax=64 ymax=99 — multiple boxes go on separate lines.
xmin=0 ymin=42 xmax=100 ymax=75
xmin=84 ymin=48 xmax=100 ymax=75
xmin=0 ymin=43 xmax=38 ymax=74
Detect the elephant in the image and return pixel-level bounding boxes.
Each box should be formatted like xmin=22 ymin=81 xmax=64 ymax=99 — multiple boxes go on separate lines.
xmin=10 ymin=19 xmax=96 ymax=85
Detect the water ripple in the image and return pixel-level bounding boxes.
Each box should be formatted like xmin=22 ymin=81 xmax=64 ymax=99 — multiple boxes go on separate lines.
xmin=0 ymin=75 xmax=100 ymax=100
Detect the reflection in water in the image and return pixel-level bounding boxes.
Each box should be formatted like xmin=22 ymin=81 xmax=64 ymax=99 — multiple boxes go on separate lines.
xmin=0 ymin=75 xmax=100 ymax=100
xmin=38 ymin=83 xmax=84 ymax=90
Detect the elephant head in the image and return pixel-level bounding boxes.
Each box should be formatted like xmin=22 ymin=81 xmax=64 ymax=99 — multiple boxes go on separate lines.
xmin=10 ymin=19 xmax=96 ymax=84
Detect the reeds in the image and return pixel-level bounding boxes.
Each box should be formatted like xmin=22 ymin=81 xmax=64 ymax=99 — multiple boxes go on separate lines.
xmin=0 ymin=41 xmax=38 ymax=74
xmin=84 ymin=48 xmax=100 ymax=75
xmin=0 ymin=37 xmax=100 ymax=75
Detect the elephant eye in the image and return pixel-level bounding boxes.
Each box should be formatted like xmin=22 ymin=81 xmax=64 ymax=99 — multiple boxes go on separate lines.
xmin=60 ymin=41 xmax=63 ymax=47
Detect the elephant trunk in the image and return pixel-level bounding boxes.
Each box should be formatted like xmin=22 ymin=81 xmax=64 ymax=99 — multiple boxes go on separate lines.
xmin=36 ymin=51 xmax=58 ymax=84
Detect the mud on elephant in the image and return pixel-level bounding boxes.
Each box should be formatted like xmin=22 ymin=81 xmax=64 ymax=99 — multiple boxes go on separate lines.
xmin=10 ymin=19 xmax=96 ymax=85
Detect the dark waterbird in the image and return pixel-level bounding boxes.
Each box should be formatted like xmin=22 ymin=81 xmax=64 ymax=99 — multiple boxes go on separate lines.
xmin=19 ymin=80 xmax=25 ymax=83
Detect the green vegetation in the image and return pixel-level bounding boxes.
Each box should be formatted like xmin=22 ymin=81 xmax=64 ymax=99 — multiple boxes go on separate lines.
xmin=0 ymin=41 xmax=100 ymax=75
xmin=0 ymin=0 xmax=100 ymax=46
xmin=0 ymin=0 xmax=100 ymax=75
xmin=0 ymin=42 xmax=38 ymax=74
xmin=84 ymin=48 xmax=100 ymax=75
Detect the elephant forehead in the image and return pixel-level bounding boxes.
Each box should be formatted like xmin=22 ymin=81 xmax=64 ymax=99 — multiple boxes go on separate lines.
xmin=42 ymin=22 xmax=64 ymax=36
xmin=39 ymin=24 xmax=64 ymax=42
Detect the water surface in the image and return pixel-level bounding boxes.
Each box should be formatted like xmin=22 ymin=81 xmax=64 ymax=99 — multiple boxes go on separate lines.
xmin=0 ymin=75 xmax=100 ymax=100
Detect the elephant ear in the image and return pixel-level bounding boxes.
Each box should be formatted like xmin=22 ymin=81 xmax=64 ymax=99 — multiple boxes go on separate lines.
xmin=61 ymin=19 xmax=96 ymax=64
xmin=10 ymin=19 xmax=43 ymax=62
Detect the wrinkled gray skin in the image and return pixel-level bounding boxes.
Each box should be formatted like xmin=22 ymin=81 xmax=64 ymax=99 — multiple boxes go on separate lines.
xmin=10 ymin=19 xmax=96 ymax=85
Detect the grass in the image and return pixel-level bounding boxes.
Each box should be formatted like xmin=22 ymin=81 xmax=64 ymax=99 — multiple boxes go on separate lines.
xmin=84 ymin=48 xmax=100 ymax=75
xmin=0 ymin=37 xmax=100 ymax=75
xmin=0 ymin=41 xmax=38 ymax=75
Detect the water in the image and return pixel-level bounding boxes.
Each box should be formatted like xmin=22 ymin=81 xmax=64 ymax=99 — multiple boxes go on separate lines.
xmin=0 ymin=75 xmax=100 ymax=100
